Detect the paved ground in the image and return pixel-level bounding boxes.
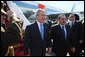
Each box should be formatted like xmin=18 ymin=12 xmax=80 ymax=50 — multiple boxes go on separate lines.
xmin=45 ymin=52 xmax=70 ymax=56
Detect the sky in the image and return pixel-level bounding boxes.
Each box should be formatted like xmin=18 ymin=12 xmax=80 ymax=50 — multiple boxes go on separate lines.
xmin=38 ymin=1 xmax=84 ymax=12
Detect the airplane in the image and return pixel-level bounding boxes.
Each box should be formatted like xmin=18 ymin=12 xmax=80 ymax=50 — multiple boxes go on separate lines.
xmin=6 ymin=1 xmax=66 ymax=29
xmin=6 ymin=1 xmax=84 ymax=30
xmin=11 ymin=1 xmax=68 ymax=21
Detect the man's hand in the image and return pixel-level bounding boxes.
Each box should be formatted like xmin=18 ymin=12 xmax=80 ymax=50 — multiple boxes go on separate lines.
xmin=48 ymin=47 xmax=52 ymax=53
xmin=71 ymin=47 xmax=75 ymax=53
xmin=24 ymin=54 xmax=29 ymax=56
xmin=79 ymin=40 xmax=83 ymax=44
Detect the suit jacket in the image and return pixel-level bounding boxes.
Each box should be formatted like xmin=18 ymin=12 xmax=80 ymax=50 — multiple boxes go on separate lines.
xmin=23 ymin=21 xmax=51 ymax=56
xmin=50 ymin=24 xmax=72 ymax=56
xmin=69 ymin=21 xmax=82 ymax=47
xmin=81 ymin=22 xmax=84 ymax=41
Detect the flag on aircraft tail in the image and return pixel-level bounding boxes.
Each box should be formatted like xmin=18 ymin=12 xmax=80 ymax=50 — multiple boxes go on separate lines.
xmin=38 ymin=3 xmax=47 ymax=10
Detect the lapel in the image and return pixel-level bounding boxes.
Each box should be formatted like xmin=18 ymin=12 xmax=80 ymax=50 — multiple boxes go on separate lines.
xmin=34 ymin=22 xmax=42 ymax=40
xmin=58 ymin=24 xmax=63 ymax=34
xmin=58 ymin=24 xmax=66 ymax=40
xmin=72 ymin=21 xmax=77 ymax=29
xmin=58 ymin=24 xmax=68 ymax=40
xmin=35 ymin=21 xmax=46 ymax=40
xmin=43 ymin=23 xmax=48 ymax=39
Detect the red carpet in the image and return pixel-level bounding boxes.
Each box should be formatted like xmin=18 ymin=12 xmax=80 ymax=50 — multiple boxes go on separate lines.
xmin=14 ymin=43 xmax=30 ymax=56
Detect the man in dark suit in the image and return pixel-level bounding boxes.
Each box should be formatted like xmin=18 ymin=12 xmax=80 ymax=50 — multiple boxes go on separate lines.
xmin=68 ymin=14 xmax=83 ymax=56
xmin=23 ymin=9 xmax=52 ymax=56
xmin=50 ymin=14 xmax=72 ymax=56
xmin=79 ymin=18 xmax=84 ymax=56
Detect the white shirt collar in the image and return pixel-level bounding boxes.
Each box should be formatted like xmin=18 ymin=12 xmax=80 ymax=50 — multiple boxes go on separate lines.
xmin=60 ymin=24 xmax=65 ymax=29
xmin=37 ymin=20 xmax=41 ymax=26
xmin=36 ymin=20 xmax=43 ymax=33
xmin=72 ymin=20 xmax=75 ymax=25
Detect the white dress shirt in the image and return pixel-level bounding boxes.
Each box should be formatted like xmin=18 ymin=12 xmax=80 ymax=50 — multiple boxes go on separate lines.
xmin=36 ymin=20 xmax=44 ymax=34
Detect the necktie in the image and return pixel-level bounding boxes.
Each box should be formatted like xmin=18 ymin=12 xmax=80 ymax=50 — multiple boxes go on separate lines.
xmin=71 ymin=22 xmax=74 ymax=29
xmin=62 ymin=26 xmax=65 ymax=39
xmin=72 ymin=22 xmax=74 ymax=27
xmin=40 ymin=24 xmax=44 ymax=40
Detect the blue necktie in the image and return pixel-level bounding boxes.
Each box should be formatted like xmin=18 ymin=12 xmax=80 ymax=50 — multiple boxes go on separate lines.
xmin=40 ymin=24 xmax=44 ymax=40
xmin=71 ymin=22 xmax=74 ymax=30
xmin=62 ymin=26 xmax=65 ymax=39
xmin=72 ymin=22 xmax=74 ymax=27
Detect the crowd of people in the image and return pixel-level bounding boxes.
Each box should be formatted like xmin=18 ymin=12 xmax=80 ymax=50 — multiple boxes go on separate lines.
xmin=1 ymin=1 xmax=84 ymax=56
xmin=1 ymin=1 xmax=24 ymax=56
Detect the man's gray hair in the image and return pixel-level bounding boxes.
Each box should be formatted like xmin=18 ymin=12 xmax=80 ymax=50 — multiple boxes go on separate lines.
xmin=57 ymin=14 xmax=66 ymax=19
xmin=36 ymin=9 xmax=45 ymax=16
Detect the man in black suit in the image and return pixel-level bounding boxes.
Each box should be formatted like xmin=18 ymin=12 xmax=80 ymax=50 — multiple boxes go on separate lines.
xmin=23 ymin=9 xmax=52 ymax=56
xmin=79 ymin=18 xmax=84 ymax=56
xmin=68 ymin=14 xmax=83 ymax=56
xmin=50 ymin=14 xmax=72 ymax=56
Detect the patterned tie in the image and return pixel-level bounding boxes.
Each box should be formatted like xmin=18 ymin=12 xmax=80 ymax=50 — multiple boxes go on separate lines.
xmin=40 ymin=23 xmax=44 ymax=40
xmin=62 ymin=26 xmax=65 ymax=39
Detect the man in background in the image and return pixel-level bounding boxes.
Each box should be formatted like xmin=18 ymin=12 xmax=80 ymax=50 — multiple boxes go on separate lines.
xmin=50 ymin=14 xmax=72 ymax=56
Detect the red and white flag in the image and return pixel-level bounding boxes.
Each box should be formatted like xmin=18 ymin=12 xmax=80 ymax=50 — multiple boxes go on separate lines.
xmin=38 ymin=3 xmax=47 ymax=10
